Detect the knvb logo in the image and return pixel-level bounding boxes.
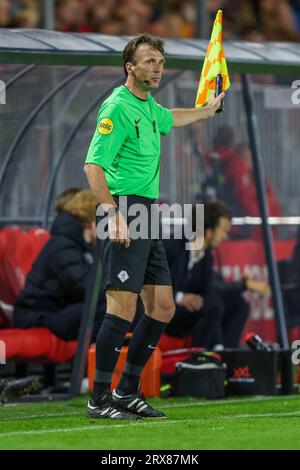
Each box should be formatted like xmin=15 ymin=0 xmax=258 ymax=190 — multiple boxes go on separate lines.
xmin=291 ymin=340 xmax=300 ymax=365
xmin=0 ymin=80 xmax=6 ymax=105
xmin=291 ymin=80 xmax=300 ymax=105
xmin=0 ymin=340 xmax=6 ymax=365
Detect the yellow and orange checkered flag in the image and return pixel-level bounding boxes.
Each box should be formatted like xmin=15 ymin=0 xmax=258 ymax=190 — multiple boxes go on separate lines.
xmin=195 ymin=9 xmax=230 ymax=108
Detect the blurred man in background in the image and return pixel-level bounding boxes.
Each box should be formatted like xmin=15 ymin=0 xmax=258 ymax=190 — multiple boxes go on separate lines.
xmin=165 ymin=200 xmax=269 ymax=349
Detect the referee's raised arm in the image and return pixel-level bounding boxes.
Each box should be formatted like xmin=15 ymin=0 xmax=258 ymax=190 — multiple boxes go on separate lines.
xmin=171 ymin=92 xmax=225 ymax=128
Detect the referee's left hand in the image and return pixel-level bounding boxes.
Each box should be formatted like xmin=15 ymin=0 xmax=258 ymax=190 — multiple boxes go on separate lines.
xmin=206 ymin=92 xmax=225 ymax=116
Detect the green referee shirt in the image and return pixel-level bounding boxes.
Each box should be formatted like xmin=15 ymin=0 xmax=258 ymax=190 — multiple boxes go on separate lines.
xmin=85 ymin=85 xmax=174 ymax=199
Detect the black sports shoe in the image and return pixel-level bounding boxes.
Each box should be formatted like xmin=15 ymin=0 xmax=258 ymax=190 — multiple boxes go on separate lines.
xmin=112 ymin=389 xmax=166 ymax=418
xmin=0 ymin=376 xmax=42 ymax=403
xmin=87 ymin=390 xmax=141 ymax=420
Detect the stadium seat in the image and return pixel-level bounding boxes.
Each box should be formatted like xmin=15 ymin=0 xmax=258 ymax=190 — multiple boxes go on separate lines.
xmin=158 ymin=333 xmax=192 ymax=352
xmin=0 ymin=231 xmax=15 ymax=304
xmin=289 ymin=326 xmax=300 ymax=343
xmin=7 ymin=228 xmax=33 ymax=274
xmin=0 ymin=300 xmax=13 ymax=328
xmin=0 ymin=228 xmax=28 ymax=300
xmin=0 ymin=227 xmax=50 ymax=304
xmin=0 ymin=227 xmax=77 ymax=365
xmin=0 ymin=232 xmax=5 ymax=260
xmin=0 ymin=328 xmax=77 ymax=363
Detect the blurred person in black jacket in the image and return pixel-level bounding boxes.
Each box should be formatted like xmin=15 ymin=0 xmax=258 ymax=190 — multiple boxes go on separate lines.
xmin=277 ymin=232 xmax=300 ymax=330
xmin=212 ymin=251 xmax=269 ymax=348
xmin=13 ymin=190 xmax=105 ymax=341
xmin=165 ymin=201 xmax=269 ymax=349
xmin=165 ymin=201 xmax=231 ymax=348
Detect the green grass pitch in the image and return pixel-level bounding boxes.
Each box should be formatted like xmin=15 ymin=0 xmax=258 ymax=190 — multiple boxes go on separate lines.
xmin=1 ymin=395 xmax=300 ymax=450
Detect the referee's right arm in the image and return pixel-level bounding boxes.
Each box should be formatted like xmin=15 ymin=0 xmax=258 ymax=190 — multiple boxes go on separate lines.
xmin=84 ymin=163 xmax=116 ymax=209
xmin=84 ymin=164 xmax=130 ymax=247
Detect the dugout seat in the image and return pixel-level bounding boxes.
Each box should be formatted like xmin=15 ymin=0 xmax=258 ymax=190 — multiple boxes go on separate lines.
xmin=0 ymin=227 xmax=77 ymax=364
xmin=158 ymin=333 xmax=192 ymax=352
xmin=0 ymin=328 xmax=77 ymax=363
xmin=0 ymin=228 xmax=28 ymax=302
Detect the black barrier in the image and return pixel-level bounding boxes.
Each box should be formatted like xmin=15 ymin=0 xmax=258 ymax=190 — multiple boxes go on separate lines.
xmin=68 ymin=245 xmax=102 ymax=398
xmin=241 ymin=73 xmax=289 ymax=349
xmin=220 ymin=349 xmax=294 ymax=396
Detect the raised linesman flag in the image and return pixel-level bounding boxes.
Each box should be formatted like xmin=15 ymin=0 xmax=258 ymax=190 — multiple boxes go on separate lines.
xmin=195 ymin=9 xmax=230 ymax=111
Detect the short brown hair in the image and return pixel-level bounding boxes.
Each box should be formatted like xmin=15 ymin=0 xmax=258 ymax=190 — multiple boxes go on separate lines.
xmin=63 ymin=190 xmax=97 ymax=227
xmin=55 ymin=187 xmax=82 ymax=212
xmin=123 ymin=33 xmax=165 ymax=77
xmin=191 ymin=200 xmax=231 ymax=234
xmin=204 ymin=200 xmax=231 ymax=232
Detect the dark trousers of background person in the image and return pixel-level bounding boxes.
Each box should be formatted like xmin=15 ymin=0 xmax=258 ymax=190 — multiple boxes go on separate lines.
xmin=42 ymin=303 xmax=107 ymax=342
xmin=14 ymin=303 xmax=106 ymax=342
xmin=165 ymin=296 xmax=223 ymax=348
xmin=43 ymin=297 xmax=145 ymax=342
xmin=211 ymin=291 xmax=249 ymax=348
xmin=14 ymin=295 xmax=144 ymax=343
xmin=15 ymin=302 xmax=106 ymax=342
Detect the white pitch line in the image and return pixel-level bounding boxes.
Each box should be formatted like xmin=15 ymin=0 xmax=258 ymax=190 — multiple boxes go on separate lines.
xmin=1 ymin=410 xmax=300 ymax=438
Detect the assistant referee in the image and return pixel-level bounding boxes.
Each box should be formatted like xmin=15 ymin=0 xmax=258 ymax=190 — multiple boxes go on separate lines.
xmin=84 ymin=33 xmax=224 ymax=420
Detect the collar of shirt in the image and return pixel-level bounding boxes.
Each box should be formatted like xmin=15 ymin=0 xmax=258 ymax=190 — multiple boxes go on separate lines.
xmin=187 ymin=244 xmax=205 ymax=270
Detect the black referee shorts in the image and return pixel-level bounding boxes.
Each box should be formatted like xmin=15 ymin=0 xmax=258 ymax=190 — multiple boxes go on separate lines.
xmin=96 ymin=195 xmax=172 ymax=293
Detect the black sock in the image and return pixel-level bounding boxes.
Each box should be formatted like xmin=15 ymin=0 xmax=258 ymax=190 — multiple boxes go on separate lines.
xmin=117 ymin=315 xmax=167 ymax=395
xmin=92 ymin=314 xmax=130 ymax=402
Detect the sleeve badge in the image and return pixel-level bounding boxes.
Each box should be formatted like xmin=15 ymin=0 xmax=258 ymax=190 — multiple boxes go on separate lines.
xmin=98 ymin=117 xmax=114 ymax=135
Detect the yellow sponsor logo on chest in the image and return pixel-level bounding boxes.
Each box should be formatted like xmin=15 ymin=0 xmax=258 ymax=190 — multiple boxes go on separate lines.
xmin=98 ymin=117 xmax=114 ymax=135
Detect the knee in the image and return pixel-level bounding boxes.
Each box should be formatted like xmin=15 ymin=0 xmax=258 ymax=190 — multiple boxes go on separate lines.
xmin=106 ymin=290 xmax=137 ymax=322
xmin=155 ymin=299 xmax=176 ymax=323
xmin=119 ymin=298 xmax=137 ymax=321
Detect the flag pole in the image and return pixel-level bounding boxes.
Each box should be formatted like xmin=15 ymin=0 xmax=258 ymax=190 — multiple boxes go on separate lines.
xmin=215 ymin=9 xmax=224 ymax=113
xmin=215 ymin=74 xmax=224 ymax=113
